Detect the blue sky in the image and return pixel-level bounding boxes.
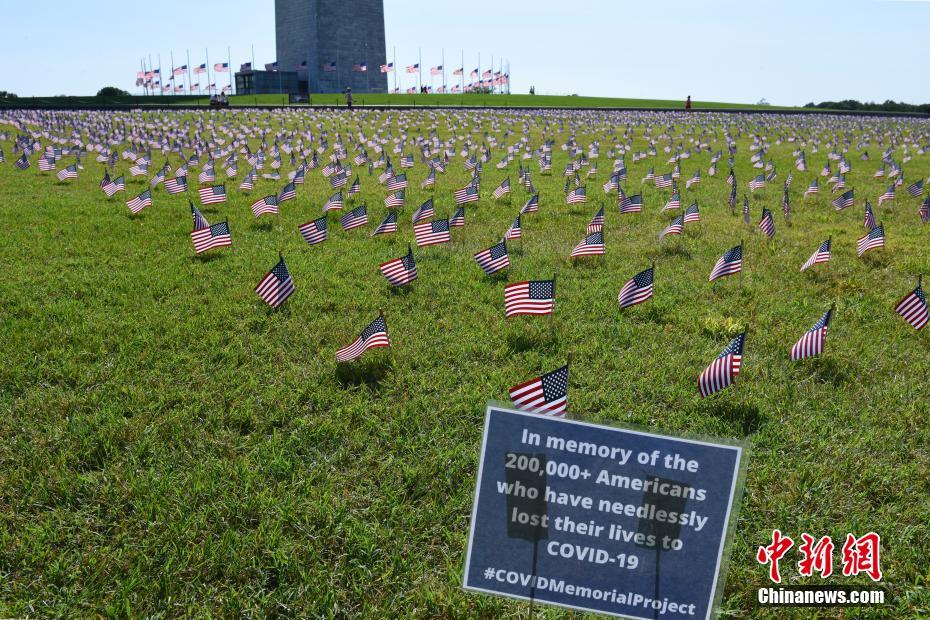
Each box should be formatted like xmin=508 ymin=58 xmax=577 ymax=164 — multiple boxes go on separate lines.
xmin=1 ymin=0 xmax=927 ymax=104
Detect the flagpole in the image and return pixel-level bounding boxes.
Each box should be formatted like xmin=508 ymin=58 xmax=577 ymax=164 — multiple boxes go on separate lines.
xmin=170 ymin=51 xmax=175 ymax=96
xmin=140 ymin=58 xmax=147 ymax=96
xmin=187 ymin=49 xmax=193 ymax=96
xmin=461 ymin=49 xmax=464 ymax=94
xmin=205 ymin=49 xmax=211 ymax=103
xmin=442 ymin=48 xmax=446 ymax=93
xmin=393 ymin=46 xmax=397 ymax=93
xmin=158 ymin=54 xmax=163 ymax=95
xmin=149 ymin=54 xmax=155 ymax=95
xmin=418 ymin=48 xmax=422 ymax=93
xmin=228 ymin=46 xmax=233 ymax=95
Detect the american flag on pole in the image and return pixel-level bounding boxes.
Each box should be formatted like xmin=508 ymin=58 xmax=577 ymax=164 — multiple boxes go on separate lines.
xmin=618 ymin=190 xmax=643 ymax=214
xmin=504 ymin=279 xmax=555 ymax=317
xmin=566 ymin=186 xmax=586 ymax=204
xmin=864 ymin=200 xmax=876 ymax=229
xmin=508 ymin=365 xmax=569 ymax=417
xmin=800 ymin=239 xmax=831 ymax=271
xmin=709 ymin=244 xmax=743 ymax=281
xmin=659 ymin=215 xmax=684 ymax=239
xmin=617 ymin=266 xmax=654 ymax=309
xmin=450 ymin=206 xmax=466 ymax=228
xmin=379 ymin=246 xmax=418 ymax=286
xmin=214 ymin=62 xmax=229 ymax=72
xmin=412 ymin=199 xmax=435 ymax=223
xmin=493 ymin=177 xmax=511 ymax=199
xmin=251 ymin=195 xmax=279 ymax=217
xmin=255 ymin=256 xmax=295 ymax=308
xmin=520 ymin=194 xmax=539 ymax=214
xmin=805 ymin=179 xmax=819 ymax=197
xmin=894 ymin=281 xmax=928 ymax=330
xmin=371 ymin=211 xmax=398 ymax=236
xmin=199 ymin=185 xmax=227 ymax=205
xmin=385 ymin=190 xmax=405 ymax=208
xmin=832 ymin=189 xmax=854 ymax=210
xmin=340 ymin=205 xmax=368 ymax=231
xmin=857 ymin=225 xmax=885 ymax=257
xmin=126 ymin=190 xmax=152 ymax=214
xmin=191 ymin=203 xmax=210 ymax=230
xmin=586 ymin=207 xmax=604 ymax=233
xmin=454 ymin=184 xmax=479 ymax=205
xmin=278 ymin=181 xmax=297 ymax=202
xmin=758 ymin=208 xmax=775 ymax=238
xmin=474 ymin=240 xmax=510 ymax=275
xmin=698 ymin=332 xmax=746 ymax=398
xmin=298 ymin=216 xmax=328 ymax=245
xmin=906 ymin=179 xmax=924 ymax=198
xmin=191 ymin=221 xmax=233 ymax=254
xmin=406 ymin=63 xmax=419 ymax=73
xmin=165 ymin=175 xmax=187 ymax=194
xmin=56 ymin=164 xmax=78 ymax=181
xmin=324 ymin=191 xmax=344 ymax=211
xmin=878 ymin=185 xmax=895 ymax=206
xmin=683 ymin=202 xmax=701 ymax=223
xmin=336 ymin=315 xmax=390 ymax=362
xmin=380 ymin=62 xmax=394 ymax=73
xmin=570 ymin=231 xmax=605 ymax=258
xmin=103 ymin=175 xmax=126 ymax=197
xmin=413 ymin=218 xmax=451 ymax=247
xmin=662 ymin=191 xmax=681 ymax=212
xmin=790 ymin=307 xmax=833 ymax=361
xmin=504 ymin=215 xmax=522 ymax=240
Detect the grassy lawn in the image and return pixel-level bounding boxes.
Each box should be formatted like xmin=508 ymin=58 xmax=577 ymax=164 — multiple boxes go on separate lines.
xmin=0 ymin=109 xmax=928 ymax=617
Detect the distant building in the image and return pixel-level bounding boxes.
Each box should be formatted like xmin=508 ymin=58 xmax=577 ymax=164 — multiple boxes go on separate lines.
xmin=274 ymin=0 xmax=388 ymax=94
xmin=235 ymin=67 xmax=306 ymax=96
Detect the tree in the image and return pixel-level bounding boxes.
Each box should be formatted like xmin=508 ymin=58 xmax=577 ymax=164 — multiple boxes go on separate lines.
xmin=97 ymin=86 xmax=130 ymax=97
xmin=0 ymin=90 xmax=17 ymax=99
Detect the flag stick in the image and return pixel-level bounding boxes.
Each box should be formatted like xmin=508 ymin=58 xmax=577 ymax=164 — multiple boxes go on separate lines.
xmin=187 ymin=49 xmax=193 ymax=96
xmin=227 ymin=46 xmax=233 ymax=95
xmin=739 ymin=240 xmax=744 ymax=288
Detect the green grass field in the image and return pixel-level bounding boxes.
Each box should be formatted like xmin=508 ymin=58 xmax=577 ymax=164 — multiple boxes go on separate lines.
xmin=0 ymin=109 xmax=928 ymax=618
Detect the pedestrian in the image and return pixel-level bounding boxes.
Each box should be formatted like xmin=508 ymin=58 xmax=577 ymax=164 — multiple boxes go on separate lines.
xmin=345 ymin=87 xmax=353 ymax=109
xmin=685 ymin=95 xmax=692 ymax=111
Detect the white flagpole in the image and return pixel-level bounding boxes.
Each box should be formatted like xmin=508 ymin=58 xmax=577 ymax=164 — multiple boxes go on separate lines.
xmin=418 ymin=48 xmax=422 ymax=93
xmin=461 ymin=49 xmax=464 ymax=93
xmin=442 ymin=48 xmax=446 ymax=93
xmin=187 ymin=49 xmax=193 ymax=96
xmin=227 ymin=46 xmax=233 ymax=95
xmin=170 ymin=51 xmax=175 ymax=96
xmin=205 ymin=49 xmax=211 ymax=99
xmin=393 ymin=47 xmax=397 ymax=93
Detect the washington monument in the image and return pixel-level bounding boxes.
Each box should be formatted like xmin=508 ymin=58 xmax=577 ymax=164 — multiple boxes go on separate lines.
xmin=275 ymin=0 xmax=389 ymax=93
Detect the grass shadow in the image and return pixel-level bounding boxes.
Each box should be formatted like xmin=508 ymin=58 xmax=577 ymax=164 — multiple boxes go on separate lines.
xmin=805 ymin=356 xmax=849 ymax=386
xmin=335 ymin=358 xmax=393 ymax=389
xmin=706 ymin=399 xmax=764 ymax=436
xmin=252 ymin=220 xmax=275 ymax=232
xmin=192 ymin=252 xmax=226 ymax=263
xmin=505 ymin=328 xmax=556 ymax=353
xmin=388 ymin=284 xmax=414 ymax=296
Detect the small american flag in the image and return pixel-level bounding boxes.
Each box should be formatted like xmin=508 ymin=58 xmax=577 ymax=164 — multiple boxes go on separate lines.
xmin=894 ymin=282 xmax=928 ymax=330
xmin=758 ymin=208 xmax=775 ymax=238
xmin=371 ymin=212 xmax=398 ymax=236
xmin=191 ymin=221 xmax=232 ymax=254
xmin=504 ymin=215 xmax=522 ymax=240
xmin=800 ymin=239 xmax=831 ymax=271
xmin=103 ymin=175 xmax=126 ymax=197
xmin=56 ymin=164 xmax=78 ymax=181
xmin=570 ymin=231 xmax=604 ymax=258
xmin=748 ymin=174 xmax=766 ymax=192
xmin=199 ymin=185 xmax=226 ymax=205
xmin=864 ymin=200 xmax=876 ymax=229
xmin=454 ymin=184 xmax=479 ymax=205
xmin=857 ymin=225 xmax=885 ymax=257
xmin=509 ymin=365 xmax=569 ymax=417
xmin=520 ymin=195 xmax=539 ymax=214
xmin=380 ymin=246 xmax=417 ymax=286
xmin=255 ymin=256 xmax=295 ymax=308
xmin=878 ymin=185 xmax=895 ymax=206
xmin=586 ymin=207 xmax=604 ymax=233
xmin=493 ymin=177 xmax=511 ymax=199
xmin=412 ymin=199 xmax=434 ymax=223
xmin=191 ymin=203 xmax=209 ymax=230
xmin=126 ymin=190 xmax=152 ymax=214
xmin=662 ymin=192 xmax=681 ymax=212
xmin=341 ymin=205 xmax=368 ymax=231
xmin=450 ymin=207 xmax=466 ymax=227
xmin=683 ymin=203 xmax=700 ymax=223
xmin=790 ymin=307 xmax=833 ymax=361
xmin=698 ymin=332 xmax=746 ymax=398
xmin=384 ymin=190 xmax=405 ymax=208
xmin=505 ymin=279 xmax=555 ymax=317
xmin=299 ymin=216 xmax=328 ymax=245
xmin=14 ymin=153 xmax=30 ymax=170
xmin=659 ymin=215 xmax=684 ymax=239
xmin=474 ymin=240 xmax=510 ymax=275
xmin=566 ymin=186 xmax=586 ymax=204
xmin=832 ymin=189 xmax=854 ymax=210
xmin=413 ymin=218 xmax=451 ymax=247
xmin=251 ymin=195 xmax=279 ymax=217
xmin=906 ymin=179 xmax=924 ymax=198
xmin=805 ymin=179 xmax=819 ymax=196
xmin=617 ymin=266 xmax=654 ymax=309
xmin=709 ymin=244 xmax=743 ymax=281
xmin=336 ymin=315 xmax=390 ymax=362
xmin=165 ymin=176 xmax=187 ymax=195
xmin=324 ymin=191 xmax=344 ymax=212
xmin=278 ymin=182 xmax=297 ymax=202
xmin=618 ymin=190 xmax=643 ymax=214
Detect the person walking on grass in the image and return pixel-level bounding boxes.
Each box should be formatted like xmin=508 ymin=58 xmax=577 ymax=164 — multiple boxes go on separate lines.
xmin=345 ymin=87 xmax=353 ymax=109
xmin=686 ymin=95 xmax=692 ymax=111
